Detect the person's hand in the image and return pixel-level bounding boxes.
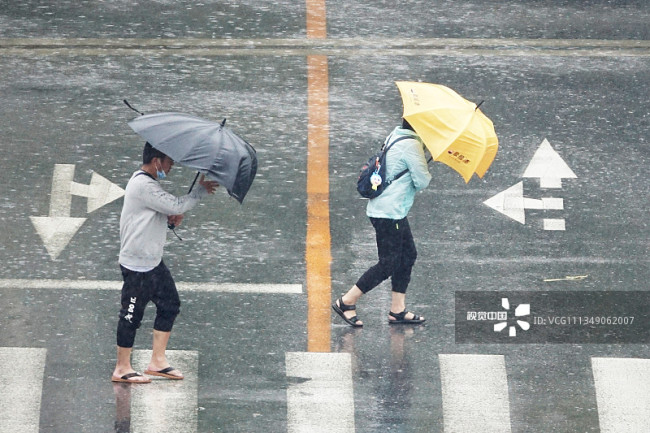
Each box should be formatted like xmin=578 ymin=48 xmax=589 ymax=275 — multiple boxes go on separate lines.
xmin=168 ymin=214 xmax=184 ymax=227
xmin=199 ymin=175 xmax=219 ymax=194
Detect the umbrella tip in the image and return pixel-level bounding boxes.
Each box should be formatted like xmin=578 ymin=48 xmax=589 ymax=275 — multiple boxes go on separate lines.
xmin=124 ymin=99 xmax=145 ymax=116
xmin=221 ymin=118 xmax=227 ymax=127
xmin=475 ymin=100 xmax=485 ymax=111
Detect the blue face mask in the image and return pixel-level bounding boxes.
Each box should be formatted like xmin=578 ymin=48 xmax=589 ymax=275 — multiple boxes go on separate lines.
xmin=156 ymin=161 xmax=166 ymax=180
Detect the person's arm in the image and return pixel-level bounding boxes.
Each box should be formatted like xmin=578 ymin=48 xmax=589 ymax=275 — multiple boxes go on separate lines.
xmin=136 ymin=177 xmax=207 ymax=215
xmin=404 ymin=139 xmax=432 ymax=191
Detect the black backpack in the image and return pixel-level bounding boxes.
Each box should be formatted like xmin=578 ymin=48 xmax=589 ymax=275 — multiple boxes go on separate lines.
xmin=357 ymin=136 xmax=410 ymax=199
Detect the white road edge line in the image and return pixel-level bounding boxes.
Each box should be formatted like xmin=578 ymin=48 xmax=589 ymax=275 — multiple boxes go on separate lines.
xmin=286 ymin=352 xmax=355 ymax=433
xmin=1 ymin=38 xmax=648 ymax=58
xmin=0 ymin=347 xmax=47 ymax=433
xmin=439 ymin=354 xmax=512 ymax=433
xmin=0 ymin=279 xmax=302 ymax=294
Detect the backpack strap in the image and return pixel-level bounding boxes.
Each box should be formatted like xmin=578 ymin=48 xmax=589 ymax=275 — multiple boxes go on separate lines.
xmin=135 ymin=170 xmax=156 ymax=181
xmin=382 ymin=135 xmax=414 ymax=185
xmin=381 ymin=134 xmax=411 ymax=151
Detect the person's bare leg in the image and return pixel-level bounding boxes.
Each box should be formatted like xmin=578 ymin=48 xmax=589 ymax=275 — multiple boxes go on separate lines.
xmin=336 ymin=285 xmax=364 ymax=325
xmin=146 ymin=330 xmax=183 ymax=379
xmin=389 ymin=291 xmax=424 ymax=321
xmin=112 ymin=346 xmax=149 ymax=382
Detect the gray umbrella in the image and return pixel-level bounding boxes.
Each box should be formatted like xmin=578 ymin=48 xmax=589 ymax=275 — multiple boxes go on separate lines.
xmin=128 ymin=111 xmax=257 ymax=204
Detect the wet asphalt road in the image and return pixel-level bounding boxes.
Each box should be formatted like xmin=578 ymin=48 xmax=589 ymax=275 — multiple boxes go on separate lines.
xmin=0 ymin=1 xmax=649 ymax=432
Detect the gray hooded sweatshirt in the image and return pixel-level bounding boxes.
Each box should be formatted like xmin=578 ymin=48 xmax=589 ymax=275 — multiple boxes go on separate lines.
xmin=119 ymin=170 xmax=208 ymax=269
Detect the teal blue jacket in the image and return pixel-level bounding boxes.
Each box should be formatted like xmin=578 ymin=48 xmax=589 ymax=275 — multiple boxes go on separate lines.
xmin=366 ymin=127 xmax=431 ymax=220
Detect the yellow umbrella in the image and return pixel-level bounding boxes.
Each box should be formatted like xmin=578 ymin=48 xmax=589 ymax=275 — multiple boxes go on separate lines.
xmin=396 ymin=81 xmax=498 ymax=183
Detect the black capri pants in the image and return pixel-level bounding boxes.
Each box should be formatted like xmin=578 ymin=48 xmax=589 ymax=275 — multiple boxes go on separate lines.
xmin=356 ymin=217 xmax=417 ymax=294
xmin=116 ymin=260 xmax=180 ymax=348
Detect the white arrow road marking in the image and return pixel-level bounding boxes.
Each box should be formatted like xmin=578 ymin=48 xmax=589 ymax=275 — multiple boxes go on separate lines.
xmin=543 ymin=218 xmax=566 ymax=231
xmin=0 ymin=347 xmax=47 ymax=433
xmin=439 ymin=354 xmax=512 ymax=433
xmin=31 ymin=164 xmax=124 ymax=260
xmin=523 ymin=139 xmax=577 ymax=188
xmin=286 ymin=352 xmax=355 ymax=433
xmin=29 ymin=216 xmax=87 ymax=260
xmin=70 ymin=171 xmax=125 ymax=213
xmin=30 ymin=164 xmax=88 ymax=259
xmin=541 ymin=197 xmax=564 ymax=210
xmin=483 ymin=182 xmax=527 ymax=224
xmin=592 ymin=357 xmax=650 ymax=432
xmin=484 ymin=182 xmax=566 ymax=229
xmin=48 ymin=164 xmax=74 ymax=217
xmin=131 ymin=350 xmax=198 ymax=433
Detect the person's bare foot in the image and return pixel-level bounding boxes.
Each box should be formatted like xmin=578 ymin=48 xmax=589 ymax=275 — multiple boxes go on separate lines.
xmin=333 ymin=297 xmax=363 ymax=327
xmin=144 ymin=365 xmax=184 ymax=380
xmin=388 ymin=310 xmax=425 ymax=324
xmin=111 ymin=369 xmax=151 ymax=383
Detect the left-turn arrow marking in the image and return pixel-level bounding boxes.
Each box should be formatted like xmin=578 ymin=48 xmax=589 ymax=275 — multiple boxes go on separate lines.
xmin=483 ymin=182 xmax=527 ymax=224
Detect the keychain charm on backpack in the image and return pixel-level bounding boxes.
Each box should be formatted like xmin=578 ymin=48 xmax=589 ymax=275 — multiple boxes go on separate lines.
xmin=370 ymin=167 xmax=383 ymax=190
xmin=358 ymin=136 xmax=411 ymax=199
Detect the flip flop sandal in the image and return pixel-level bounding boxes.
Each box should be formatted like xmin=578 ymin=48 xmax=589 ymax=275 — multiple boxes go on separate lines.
xmin=111 ymin=372 xmax=152 ymax=383
xmin=332 ymin=297 xmax=363 ymax=327
xmin=144 ymin=366 xmax=184 ymax=380
xmin=388 ymin=310 xmax=426 ymax=325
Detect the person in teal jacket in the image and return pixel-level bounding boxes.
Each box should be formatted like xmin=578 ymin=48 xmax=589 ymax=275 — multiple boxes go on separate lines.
xmin=333 ymin=119 xmax=431 ymax=327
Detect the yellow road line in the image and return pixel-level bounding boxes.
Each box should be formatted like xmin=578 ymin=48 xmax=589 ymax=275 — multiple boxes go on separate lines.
xmin=306 ymin=0 xmax=327 ymax=39
xmin=305 ymin=0 xmax=331 ymax=353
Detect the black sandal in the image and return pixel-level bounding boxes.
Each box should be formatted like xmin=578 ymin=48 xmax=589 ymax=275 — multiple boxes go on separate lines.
xmin=332 ymin=297 xmax=363 ymax=327
xmin=388 ymin=310 xmax=425 ymax=325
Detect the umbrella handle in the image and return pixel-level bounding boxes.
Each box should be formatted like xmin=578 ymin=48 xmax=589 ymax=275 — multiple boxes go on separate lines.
xmin=188 ymin=171 xmax=201 ymax=193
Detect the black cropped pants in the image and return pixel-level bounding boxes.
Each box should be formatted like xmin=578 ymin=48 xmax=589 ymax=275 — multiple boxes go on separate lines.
xmin=116 ymin=261 xmax=180 ymax=348
xmin=356 ymin=217 xmax=417 ymax=294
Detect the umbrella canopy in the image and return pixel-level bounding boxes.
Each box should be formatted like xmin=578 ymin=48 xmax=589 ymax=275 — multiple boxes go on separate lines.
xmin=128 ymin=112 xmax=257 ymax=203
xmin=396 ymin=81 xmax=498 ymax=183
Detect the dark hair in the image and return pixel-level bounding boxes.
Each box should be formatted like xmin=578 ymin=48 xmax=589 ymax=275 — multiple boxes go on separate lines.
xmin=142 ymin=142 xmax=167 ymax=164
xmin=401 ymin=118 xmax=414 ymax=131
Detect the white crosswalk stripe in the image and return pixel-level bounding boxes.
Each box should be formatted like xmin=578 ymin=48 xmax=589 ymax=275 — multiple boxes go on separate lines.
xmin=439 ymin=354 xmax=512 ymax=433
xmin=129 ymin=350 xmax=200 ymax=433
xmin=5 ymin=346 xmax=650 ymax=432
xmin=0 ymin=347 xmax=47 ymax=433
xmin=285 ymin=352 xmax=355 ymax=433
xmin=592 ymin=357 xmax=650 ymax=433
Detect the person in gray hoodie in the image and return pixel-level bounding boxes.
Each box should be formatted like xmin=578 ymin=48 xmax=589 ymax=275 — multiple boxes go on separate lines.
xmin=111 ymin=142 xmax=218 ymax=383
xmin=333 ymin=119 xmax=431 ymax=327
